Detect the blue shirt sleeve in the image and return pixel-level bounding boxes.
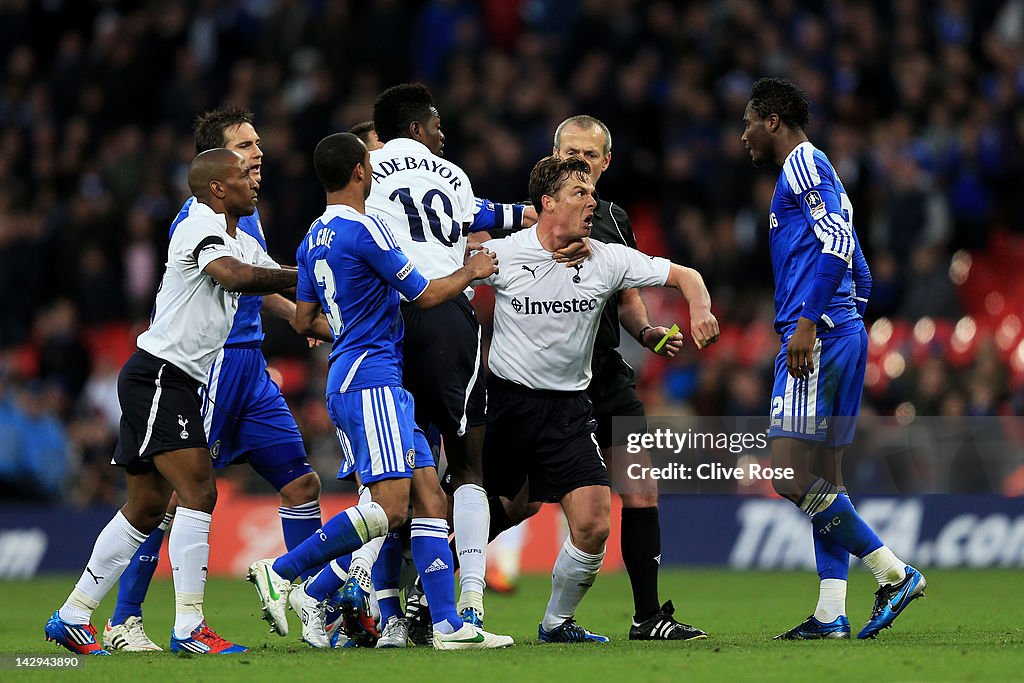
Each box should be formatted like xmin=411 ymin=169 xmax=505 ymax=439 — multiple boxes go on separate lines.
xmin=355 ymin=221 xmax=430 ymax=301
xmin=295 ymin=237 xmax=318 ymax=303
xmin=792 ymin=161 xmax=855 ymax=263
xmin=851 ymin=231 xmax=871 ymax=316
xmin=469 ymin=196 xmax=526 ymax=233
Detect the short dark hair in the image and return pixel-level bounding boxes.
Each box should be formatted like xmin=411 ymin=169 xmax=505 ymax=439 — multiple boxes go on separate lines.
xmin=749 ymin=78 xmax=810 ymax=131
xmin=349 ymin=120 xmax=375 ymax=146
xmin=314 ymin=133 xmax=366 ymax=192
xmin=193 ymin=107 xmax=255 ymax=153
xmin=528 ymin=155 xmax=592 ymax=215
xmin=373 ymin=83 xmax=435 ymax=144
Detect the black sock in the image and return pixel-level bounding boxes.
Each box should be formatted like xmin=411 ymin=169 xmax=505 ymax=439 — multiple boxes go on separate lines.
xmin=621 ymin=506 xmax=662 ymax=621
xmin=449 ymin=497 xmax=516 ymax=573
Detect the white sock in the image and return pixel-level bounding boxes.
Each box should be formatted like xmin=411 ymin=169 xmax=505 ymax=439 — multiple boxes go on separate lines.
xmin=492 ymin=522 xmax=526 ymax=579
xmin=59 ymin=511 xmax=148 ymax=623
xmin=454 ymin=483 xmax=489 ymax=602
xmin=813 ymin=579 xmax=847 ymax=623
xmin=170 ymin=507 xmax=212 ymax=639
xmin=541 ymin=538 xmax=605 ymax=632
xmin=862 ymin=546 xmax=907 ymax=586
xmin=349 ymin=534 xmax=385 ymax=592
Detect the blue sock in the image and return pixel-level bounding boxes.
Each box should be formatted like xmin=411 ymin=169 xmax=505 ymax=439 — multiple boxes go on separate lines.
xmin=814 ymin=530 xmax=850 ymax=581
xmin=372 ymin=531 xmax=404 ymax=625
xmin=273 ymin=503 xmax=386 ymax=581
xmin=410 ymin=518 xmax=460 ymax=632
xmin=306 ymin=559 xmax=349 ymax=602
xmin=810 ymin=493 xmax=883 ymax=558
xmin=110 ymin=513 xmax=172 ymax=625
xmin=814 ymin=485 xmax=851 ymax=582
xmin=279 ymin=501 xmax=323 ymax=580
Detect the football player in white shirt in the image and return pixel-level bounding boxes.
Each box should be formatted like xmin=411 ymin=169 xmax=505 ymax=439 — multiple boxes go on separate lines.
xmin=475 ymin=155 xmax=719 ymax=643
xmin=354 ymin=83 xmax=587 ymax=634
xmin=45 ymin=149 xmax=296 ymax=656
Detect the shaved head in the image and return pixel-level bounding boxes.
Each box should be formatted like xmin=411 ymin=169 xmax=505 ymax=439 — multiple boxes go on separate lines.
xmin=188 ymin=148 xmax=245 ymax=201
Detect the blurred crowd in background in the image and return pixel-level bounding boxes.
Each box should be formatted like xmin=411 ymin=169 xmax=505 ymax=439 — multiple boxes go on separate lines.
xmin=1 ymin=0 xmax=1023 ymax=504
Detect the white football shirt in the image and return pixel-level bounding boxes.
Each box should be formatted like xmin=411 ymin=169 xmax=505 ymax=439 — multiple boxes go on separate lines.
xmin=366 ymin=138 xmax=475 ymax=282
xmin=479 ymin=228 xmax=671 ymax=391
xmin=137 ymin=200 xmax=279 ymax=383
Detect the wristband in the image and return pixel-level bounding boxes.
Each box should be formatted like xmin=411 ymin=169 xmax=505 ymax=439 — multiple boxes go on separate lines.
xmin=637 ymin=325 xmax=655 ymax=346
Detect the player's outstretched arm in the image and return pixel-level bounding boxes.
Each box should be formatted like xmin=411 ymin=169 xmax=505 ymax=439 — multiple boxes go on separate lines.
xmin=203 ymin=255 xmax=297 ymax=294
xmin=414 ymin=248 xmax=498 ymax=308
xmin=665 ymin=263 xmax=719 ymax=349
xmin=268 ymin=293 xmax=333 ymax=342
xmin=619 ymin=288 xmax=683 ymax=358
xmin=293 ymin=299 xmax=334 ymax=342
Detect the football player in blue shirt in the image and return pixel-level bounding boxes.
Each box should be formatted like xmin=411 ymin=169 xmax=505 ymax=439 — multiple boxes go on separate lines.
xmin=741 ymin=78 xmax=926 ymax=640
xmin=248 ymin=132 xmax=512 ymax=650
xmin=104 ymin=109 xmax=333 ymax=651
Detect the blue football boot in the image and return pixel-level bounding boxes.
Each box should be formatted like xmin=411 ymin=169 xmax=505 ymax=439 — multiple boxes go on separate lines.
xmin=857 ymin=565 xmax=926 ymax=639
xmin=538 ymin=619 xmax=609 ymax=644
xmin=775 ymin=614 xmax=851 ymax=640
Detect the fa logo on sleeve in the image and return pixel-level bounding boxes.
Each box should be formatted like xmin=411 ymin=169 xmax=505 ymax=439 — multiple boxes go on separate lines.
xmin=804 ymin=190 xmax=827 ymax=220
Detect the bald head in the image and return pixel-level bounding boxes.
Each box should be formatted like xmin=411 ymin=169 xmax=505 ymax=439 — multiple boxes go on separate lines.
xmin=187 ymin=147 xmax=258 ymax=220
xmin=188 ymin=148 xmax=245 ymax=201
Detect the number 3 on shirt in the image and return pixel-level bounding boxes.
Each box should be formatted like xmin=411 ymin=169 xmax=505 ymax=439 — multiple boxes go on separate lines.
xmin=314 ymin=259 xmax=343 ymax=336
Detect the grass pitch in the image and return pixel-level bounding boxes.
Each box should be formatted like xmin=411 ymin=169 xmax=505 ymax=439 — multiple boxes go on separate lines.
xmin=4 ymin=569 xmax=1023 ymax=682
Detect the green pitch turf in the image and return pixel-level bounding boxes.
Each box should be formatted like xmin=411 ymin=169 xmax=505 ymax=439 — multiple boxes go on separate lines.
xmin=4 ymin=569 xmax=1023 ymax=682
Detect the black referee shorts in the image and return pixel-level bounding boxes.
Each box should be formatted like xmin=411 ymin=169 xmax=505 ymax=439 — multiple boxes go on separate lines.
xmin=483 ymin=375 xmax=609 ymax=504
xmin=112 ymin=350 xmax=209 ymax=469
xmin=400 ymin=294 xmax=486 ymax=436
xmin=587 ymin=351 xmax=647 ymax=449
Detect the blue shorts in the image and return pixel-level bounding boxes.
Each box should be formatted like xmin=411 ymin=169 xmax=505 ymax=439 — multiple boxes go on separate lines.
xmin=327 ymin=385 xmax=435 ymax=485
xmin=768 ymin=325 xmax=867 ymax=447
xmin=202 ymin=344 xmax=311 ymax=490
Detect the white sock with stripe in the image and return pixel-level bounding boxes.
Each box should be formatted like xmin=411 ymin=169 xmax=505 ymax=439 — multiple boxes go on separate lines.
xmin=541 ymin=538 xmax=605 ymax=632
xmin=60 ymin=511 xmax=149 ymax=624
xmin=170 ymin=507 xmax=212 ymax=639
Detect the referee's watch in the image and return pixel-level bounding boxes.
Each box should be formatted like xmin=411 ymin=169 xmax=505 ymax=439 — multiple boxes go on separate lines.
xmin=637 ymin=325 xmax=655 ymax=346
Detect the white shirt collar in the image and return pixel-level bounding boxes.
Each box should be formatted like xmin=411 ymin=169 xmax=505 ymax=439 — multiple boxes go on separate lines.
xmin=378 ymin=137 xmax=432 ymax=155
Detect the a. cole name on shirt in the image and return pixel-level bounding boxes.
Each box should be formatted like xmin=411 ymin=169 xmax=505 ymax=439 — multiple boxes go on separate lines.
xmin=307 ymin=225 xmax=335 ymax=250
xmin=372 ymin=156 xmax=463 ymax=191
xmin=511 ymin=296 xmax=598 ymax=315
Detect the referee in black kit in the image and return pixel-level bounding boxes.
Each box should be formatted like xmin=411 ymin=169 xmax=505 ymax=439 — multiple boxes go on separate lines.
xmin=473 ymin=115 xmax=707 ymax=641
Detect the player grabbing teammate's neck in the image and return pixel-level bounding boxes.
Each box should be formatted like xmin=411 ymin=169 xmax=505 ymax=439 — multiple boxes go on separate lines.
xmin=532 ymin=159 xmax=597 ymax=254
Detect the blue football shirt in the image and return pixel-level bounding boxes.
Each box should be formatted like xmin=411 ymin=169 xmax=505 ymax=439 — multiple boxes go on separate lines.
xmin=296 ymin=204 xmax=429 ymax=394
xmin=769 ymin=142 xmax=869 ymax=339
